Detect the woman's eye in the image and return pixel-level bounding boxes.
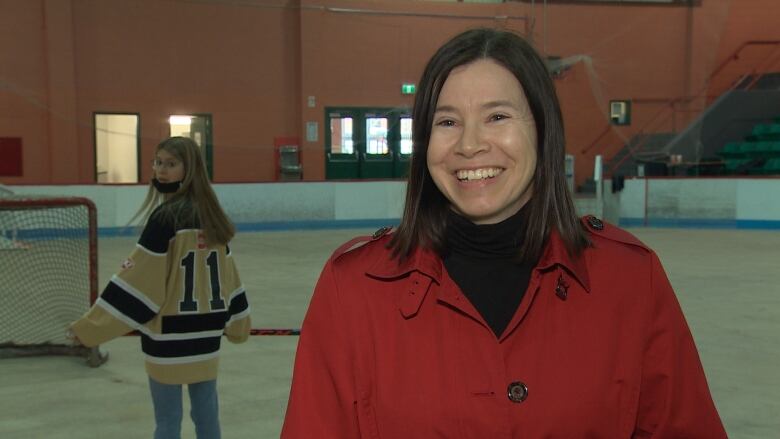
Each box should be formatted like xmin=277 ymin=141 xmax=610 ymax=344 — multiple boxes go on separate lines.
xmin=490 ymin=113 xmax=509 ymax=122
xmin=436 ymin=119 xmax=455 ymax=127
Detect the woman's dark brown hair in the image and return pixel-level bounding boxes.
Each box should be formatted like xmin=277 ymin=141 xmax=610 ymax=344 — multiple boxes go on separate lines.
xmin=389 ymin=28 xmax=589 ymax=263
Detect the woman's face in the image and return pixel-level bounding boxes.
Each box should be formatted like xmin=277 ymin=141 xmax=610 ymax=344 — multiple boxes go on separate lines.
xmin=427 ymin=58 xmax=538 ymax=225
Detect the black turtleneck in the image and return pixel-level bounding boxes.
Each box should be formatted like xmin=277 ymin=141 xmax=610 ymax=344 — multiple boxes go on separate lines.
xmin=443 ymin=208 xmax=534 ymax=338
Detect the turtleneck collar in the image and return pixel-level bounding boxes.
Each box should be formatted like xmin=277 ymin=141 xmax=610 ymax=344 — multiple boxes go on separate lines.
xmin=445 ymin=206 xmax=529 ymax=260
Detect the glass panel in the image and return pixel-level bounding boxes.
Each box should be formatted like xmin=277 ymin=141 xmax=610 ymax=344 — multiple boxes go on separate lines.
xmin=169 ymin=114 xmax=207 ymax=148
xmin=169 ymin=114 xmax=212 ymax=179
xmin=400 ymin=117 xmax=413 ymax=155
xmin=169 ymin=115 xmax=193 ymax=139
xmin=95 ymin=114 xmax=139 ymax=183
xmin=170 ymin=114 xmax=207 ymax=148
xmin=189 ymin=116 xmax=207 ymax=148
xmin=366 ymin=117 xmax=388 ymax=155
xmin=330 ymin=117 xmax=353 ymax=154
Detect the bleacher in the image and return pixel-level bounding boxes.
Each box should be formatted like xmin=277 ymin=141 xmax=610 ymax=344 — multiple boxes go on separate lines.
xmin=718 ymin=119 xmax=780 ymax=175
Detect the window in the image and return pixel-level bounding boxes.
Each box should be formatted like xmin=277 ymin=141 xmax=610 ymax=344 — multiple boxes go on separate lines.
xmin=330 ymin=117 xmax=354 ymax=154
xmin=94 ymin=113 xmax=139 ymax=183
xmin=400 ymin=117 xmax=413 ymax=155
xmin=366 ymin=117 xmax=389 ymax=155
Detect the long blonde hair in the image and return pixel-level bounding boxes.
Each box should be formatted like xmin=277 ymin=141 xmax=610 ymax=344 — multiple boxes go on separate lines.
xmin=132 ymin=136 xmax=235 ymax=246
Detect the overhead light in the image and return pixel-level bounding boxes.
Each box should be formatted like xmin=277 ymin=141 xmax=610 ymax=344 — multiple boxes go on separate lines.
xmin=169 ymin=115 xmax=193 ymax=125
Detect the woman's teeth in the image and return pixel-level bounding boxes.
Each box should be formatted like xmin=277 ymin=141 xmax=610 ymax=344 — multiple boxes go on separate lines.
xmin=456 ymin=168 xmax=502 ymax=181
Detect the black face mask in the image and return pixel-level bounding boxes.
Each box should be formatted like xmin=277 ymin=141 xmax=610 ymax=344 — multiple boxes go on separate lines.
xmin=152 ymin=178 xmax=182 ymax=194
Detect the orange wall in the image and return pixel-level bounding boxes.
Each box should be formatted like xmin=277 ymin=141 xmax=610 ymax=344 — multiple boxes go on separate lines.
xmin=70 ymin=0 xmax=301 ymax=184
xmin=1 ymin=0 xmax=300 ymax=184
xmin=1 ymin=0 xmax=779 ymax=187
xmin=536 ymin=1 xmax=722 ymax=184
xmin=707 ymin=0 xmax=780 ymax=97
xmin=0 ymin=1 xmax=49 ymax=182
xmin=299 ymin=0 xmax=530 ymax=179
xmin=297 ymin=0 xmax=737 ymax=185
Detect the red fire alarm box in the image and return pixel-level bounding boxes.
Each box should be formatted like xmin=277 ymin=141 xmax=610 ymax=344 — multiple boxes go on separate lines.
xmin=0 ymin=137 xmax=23 ymax=176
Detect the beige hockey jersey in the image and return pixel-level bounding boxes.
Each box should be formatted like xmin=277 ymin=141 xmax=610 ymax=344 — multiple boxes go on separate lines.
xmin=71 ymin=207 xmax=251 ymax=384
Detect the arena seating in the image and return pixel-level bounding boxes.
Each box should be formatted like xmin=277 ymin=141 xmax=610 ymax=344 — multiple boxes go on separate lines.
xmin=718 ymin=119 xmax=780 ymax=175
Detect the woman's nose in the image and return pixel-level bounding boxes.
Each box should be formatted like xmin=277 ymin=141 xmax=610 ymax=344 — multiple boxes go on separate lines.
xmin=455 ymin=122 xmax=488 ymax=157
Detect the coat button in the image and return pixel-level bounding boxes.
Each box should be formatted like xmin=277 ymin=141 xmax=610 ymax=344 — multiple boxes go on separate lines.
xmin=587 ymin=216 xmax=604 ymax=231
xmin=507 ymin=381 xmax=528 ymax=403
xmin=555 ymin=275 xmax=569 ymax=300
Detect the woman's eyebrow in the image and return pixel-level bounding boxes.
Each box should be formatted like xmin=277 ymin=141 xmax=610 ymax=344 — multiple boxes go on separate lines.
xmin=434 ymin=104 xmax=458 ymax=113
xmin=482 ymin=100 xmax=517 ymax=110
xmin=435 ymin=100 xmax=518 ymax=113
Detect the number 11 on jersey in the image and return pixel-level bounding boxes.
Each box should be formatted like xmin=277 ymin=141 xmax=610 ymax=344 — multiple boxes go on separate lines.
xmin=179 ymin=250 xmax=226 ymax=313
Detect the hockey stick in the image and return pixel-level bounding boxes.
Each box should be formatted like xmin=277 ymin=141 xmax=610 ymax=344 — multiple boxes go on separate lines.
xmin=122 ymin=328 xmax=301 ymax=337
xmin=249 ymin=328 xmax=300 ymax=336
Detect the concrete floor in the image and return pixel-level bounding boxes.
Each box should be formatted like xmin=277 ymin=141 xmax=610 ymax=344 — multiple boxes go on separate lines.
xmin=1 ymin=227 xmax=779 ymax=438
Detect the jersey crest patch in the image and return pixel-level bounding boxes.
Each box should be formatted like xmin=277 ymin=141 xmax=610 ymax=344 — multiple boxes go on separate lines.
xmin=120 ymin=257 xmax=135 ymax=270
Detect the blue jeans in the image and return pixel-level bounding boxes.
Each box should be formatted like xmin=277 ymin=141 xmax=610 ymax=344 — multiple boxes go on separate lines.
xmin=148 ymin=377 xmax=221 ymax=439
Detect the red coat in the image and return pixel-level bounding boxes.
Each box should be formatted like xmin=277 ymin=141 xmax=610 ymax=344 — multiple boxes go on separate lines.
xmin=282 ymin=218 xmax=727 ymax=438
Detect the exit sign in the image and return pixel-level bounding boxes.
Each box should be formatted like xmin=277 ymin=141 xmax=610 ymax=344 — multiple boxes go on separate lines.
xmin=401 ymin=83 xmax=416 ymax=95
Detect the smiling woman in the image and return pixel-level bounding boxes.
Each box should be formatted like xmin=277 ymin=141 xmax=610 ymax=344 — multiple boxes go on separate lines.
xmin=281 ymin=28 xmax=727 ymax=439
xmin=427 ymin=58 xmax=538 ymax=225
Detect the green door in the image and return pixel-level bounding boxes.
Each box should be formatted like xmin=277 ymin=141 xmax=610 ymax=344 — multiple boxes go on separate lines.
xmin=325 ymin=109 xmax=359 ymax=179
xmin=189 ymin=115 xmax=213 ymax=180
xmin=325 ymin=107 xmax=412 ymax=180
xmin=361 ymin=111 xmax=393 ymax=178
xmin=392 ymin=112 xmax=413 ymax=178
xmin=169 ymin=113 xmax=213 ymax=179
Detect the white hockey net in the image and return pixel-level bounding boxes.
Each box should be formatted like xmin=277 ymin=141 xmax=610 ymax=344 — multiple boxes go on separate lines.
xmin=0 ymin=195 xmax=105 ymax=365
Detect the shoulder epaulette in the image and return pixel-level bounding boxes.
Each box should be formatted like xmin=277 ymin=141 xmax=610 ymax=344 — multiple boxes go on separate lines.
xmin=332 ymin=226 xmax=393 ymax=260
xmin=581 ymin=215 xmax=648 ymax=251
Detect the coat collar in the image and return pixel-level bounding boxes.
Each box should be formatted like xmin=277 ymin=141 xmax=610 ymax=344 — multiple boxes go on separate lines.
xmin=365 ymin=243 xmax=442 ymax=283
xmin=365 ymin=245 xmax=442 ymax=319
xmin=365 ymin=228 xmax=589 ymax=293
xmin=364 ymin=228 xmax=590 ymax=319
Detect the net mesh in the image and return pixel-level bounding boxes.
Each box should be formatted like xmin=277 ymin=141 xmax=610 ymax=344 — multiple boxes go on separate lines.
xmin=0 ymin=196 xmax=97 ymax=356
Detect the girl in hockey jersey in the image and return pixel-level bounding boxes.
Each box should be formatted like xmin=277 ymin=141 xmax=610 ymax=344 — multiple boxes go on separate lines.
xmin=69 ymin=136 xmax=251 ymax=439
